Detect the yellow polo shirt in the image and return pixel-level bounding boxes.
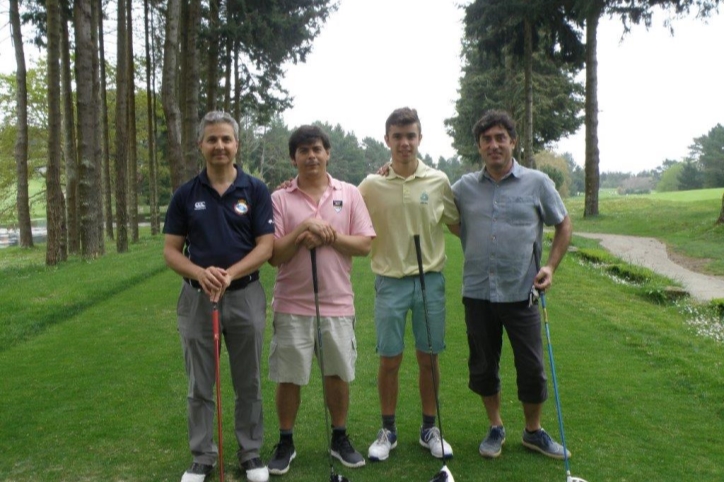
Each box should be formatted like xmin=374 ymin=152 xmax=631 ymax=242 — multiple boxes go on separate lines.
xmin=358 ymin=160 xmax=459 ymax=277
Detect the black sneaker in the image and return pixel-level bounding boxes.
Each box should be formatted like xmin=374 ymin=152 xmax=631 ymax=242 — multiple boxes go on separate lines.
xmin=268 ymin=439 xmax=296 ymax=475
xmin=330 ymin=433 xmax=366 ymax=468
xmin=180 ymin=462 xmax=214 ymax=482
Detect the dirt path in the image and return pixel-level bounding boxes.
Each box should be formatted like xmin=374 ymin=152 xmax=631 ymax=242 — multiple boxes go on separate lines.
xmin=574 ymin=232 xmax=724 ymax=302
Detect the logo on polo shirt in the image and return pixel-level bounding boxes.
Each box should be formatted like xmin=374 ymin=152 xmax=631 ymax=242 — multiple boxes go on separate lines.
xmin=194 ymin=201 xmax=206 ymax=210
xmin=234 ymin=199 xmax=249 ymax=215
xmin=420 ymin=192 xmax=429 ymax=205
xmin=333 ymin=200 xmax=343 ymax=212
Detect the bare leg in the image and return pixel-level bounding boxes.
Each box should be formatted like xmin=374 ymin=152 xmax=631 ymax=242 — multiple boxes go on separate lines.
xmin=415 ymin=349 xmax=439 ymax=416
xmin=378 ymin=354 xmax=403 ymax=415
xmin=276 ymin=383 xmax=301 ymax=431
xmin=325 ymin=375 xmax=349 ymax=427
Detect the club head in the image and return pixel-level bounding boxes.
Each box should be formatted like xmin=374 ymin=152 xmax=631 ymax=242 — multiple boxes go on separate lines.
xmin=330 ymin=473 xmax=349 ymax=482
xmin=429 ymin=465 xmax=454 ymax=482
xmin=567 ymin=477 xmax=588 ymax=482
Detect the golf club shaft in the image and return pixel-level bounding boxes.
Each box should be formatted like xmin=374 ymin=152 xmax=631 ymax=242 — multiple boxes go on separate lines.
xmin=534 ymin=245 xmax=571 ymax=474
xmin=310 ymin=249 xmax=339 ymax=478
xmin=413 ymin=235 xmax=446 ymax=462
xmin=212 ymin=304 xmax=225 ymax=482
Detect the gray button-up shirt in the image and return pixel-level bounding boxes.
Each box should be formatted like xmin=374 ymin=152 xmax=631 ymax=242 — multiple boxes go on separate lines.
xmin=452 ymin=160 xmax=567 ymax=302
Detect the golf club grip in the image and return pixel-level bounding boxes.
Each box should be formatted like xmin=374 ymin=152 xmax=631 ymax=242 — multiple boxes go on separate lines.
xmin=413 ymin=235 xmax=426 ymax=290
xmin=310 ymin=248 xmax=319 ymax=295
xmin=533 ymin=243 xmax=545 ymax=298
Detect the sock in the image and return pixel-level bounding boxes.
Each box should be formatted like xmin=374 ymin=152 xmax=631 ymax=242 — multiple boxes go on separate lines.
xmin=422 ymin=414 xmax=436 ymax=431
xmin=280 ymin=429 xmax=293 ymax=443
xmin=525 ymin=428 xmax=541 ymax=435
xmin=382 ymin=414 xmax=396 ymax=433
xmin=332 ymin=426 xmax=346 ymax=441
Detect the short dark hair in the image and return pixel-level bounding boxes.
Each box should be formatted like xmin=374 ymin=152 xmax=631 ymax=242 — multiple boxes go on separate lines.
xmin=385 ymin=107 xmax=421 ymax=136
xmin=473 ymin=110 xmax=517 ymax=145
xmin=288 ymin=125 xmax=332 ymax=159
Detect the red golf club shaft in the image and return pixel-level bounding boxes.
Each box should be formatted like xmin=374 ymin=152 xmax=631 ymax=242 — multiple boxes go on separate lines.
xmin=212 ymin=304 xmax=225 ymax=482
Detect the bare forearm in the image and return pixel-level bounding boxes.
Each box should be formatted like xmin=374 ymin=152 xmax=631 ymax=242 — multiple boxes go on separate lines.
xmin=228 ymin=234 xmax=274 ymax=279
xmin=332 ymin=234 xmax=372 ymax=257
xmin=546 ymin=216 xmax=572 ymax=271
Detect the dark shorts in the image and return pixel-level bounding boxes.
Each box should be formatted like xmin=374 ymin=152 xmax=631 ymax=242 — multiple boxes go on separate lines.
xmin=463 ymin=297 xmax=547 ymax=404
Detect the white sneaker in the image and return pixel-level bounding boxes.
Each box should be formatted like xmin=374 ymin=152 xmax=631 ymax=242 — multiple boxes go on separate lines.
xmin=180 ymin=462 xmax=213 ymax=482
xmin=419 ymin=427 xmax=453 ymax=459
xmin=241 ymin=457 xmax=269 ymax=482
xmin=367 ymin=428 xmax=398 ymax=461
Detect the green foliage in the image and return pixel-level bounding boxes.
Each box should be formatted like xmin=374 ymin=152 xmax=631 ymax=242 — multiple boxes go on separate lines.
xmin=535 ymin=150 xmax=571 ymax=196
xmin=678 ymin=159 xmax=704 ymax=191
xmin=689 ymin=123 xmax=724 ymax=188
xmin=655 ymin=161 xmax=683 ymax=192
xmin=209 ymin=0 xmax=337 ymax=122
xmin=448 ymin=0 xmax=585 ymax=164
xmin=446 ymin=42 xmax=584 ymax=164
xmin=436 ymin=155 xmax=476 ymax=185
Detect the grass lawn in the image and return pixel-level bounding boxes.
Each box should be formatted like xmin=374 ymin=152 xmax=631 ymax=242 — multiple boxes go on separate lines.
xmin=1 ymin=224 xmax=723 ymax=481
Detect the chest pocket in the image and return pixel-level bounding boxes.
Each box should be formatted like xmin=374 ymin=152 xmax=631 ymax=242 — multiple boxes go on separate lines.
xmin=501 ymin=195 xmax=538 ymax=226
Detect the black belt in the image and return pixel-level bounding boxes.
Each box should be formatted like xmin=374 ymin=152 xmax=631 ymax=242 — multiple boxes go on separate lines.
xmin=185 ymin=271 xmax=259 ymax=291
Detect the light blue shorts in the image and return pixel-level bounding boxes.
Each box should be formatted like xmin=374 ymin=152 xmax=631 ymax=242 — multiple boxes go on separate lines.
xmin=374 ymin=273 xmax=446 ymax=357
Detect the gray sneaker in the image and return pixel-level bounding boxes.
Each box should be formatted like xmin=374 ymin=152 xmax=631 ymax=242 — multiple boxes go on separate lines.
xmin=330 ymin=433 xmax=366 ymax=468
xmin=479 ymin=426 xmax=506 ymax=458
xmin=521 ymin=428 xmax=571 ymax=460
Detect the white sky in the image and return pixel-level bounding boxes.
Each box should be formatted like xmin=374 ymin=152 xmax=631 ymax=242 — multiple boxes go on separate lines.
xmin=1 ymin=0 xmax=722 ymax=174
xmin=281 ymin=0 xmax=724 ymax=174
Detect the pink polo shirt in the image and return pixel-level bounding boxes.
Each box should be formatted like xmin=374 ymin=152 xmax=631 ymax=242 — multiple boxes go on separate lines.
xmin=271 ymin=174 xmax=375 ymax=316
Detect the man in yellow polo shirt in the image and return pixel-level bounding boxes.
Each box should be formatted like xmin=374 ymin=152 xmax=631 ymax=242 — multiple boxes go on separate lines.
xmin=358 ymin=107 xmax=460 ymax=463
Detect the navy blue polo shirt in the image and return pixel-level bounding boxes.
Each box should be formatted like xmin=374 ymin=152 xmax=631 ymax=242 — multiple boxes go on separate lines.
xmin=163 ymin=166 xmax=275 ymax=270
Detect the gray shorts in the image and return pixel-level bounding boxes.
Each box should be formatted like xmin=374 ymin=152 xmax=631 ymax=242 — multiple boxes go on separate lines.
xmin=268 ymin=313 xmax=357 ymax=384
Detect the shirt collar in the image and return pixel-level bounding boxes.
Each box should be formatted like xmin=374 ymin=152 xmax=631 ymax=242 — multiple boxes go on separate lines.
xmin=287 ymin=172 xmax=339 ymax=192
xmin=480 ymin=158 xmax=520 ymax=182
xmin=199 ymin=165 xmax=249 ymax=188
xmin=387 ymin=158 xmax=429 ymax=180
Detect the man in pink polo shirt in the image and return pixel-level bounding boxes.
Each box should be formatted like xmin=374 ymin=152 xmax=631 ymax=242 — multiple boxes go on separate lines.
xmin=267 ymin=125 xmax=376 ymax=475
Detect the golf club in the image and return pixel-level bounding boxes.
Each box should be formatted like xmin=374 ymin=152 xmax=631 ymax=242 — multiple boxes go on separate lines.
xmin=212 ymin=302 xmax=225 ymax=482
xmin=413 ymin=235 xmax=454 ymax=482
xmin=310 ymin=248 xmax=350 ymax=482
xmin=534 ymin=246 xmax=587 ymax=482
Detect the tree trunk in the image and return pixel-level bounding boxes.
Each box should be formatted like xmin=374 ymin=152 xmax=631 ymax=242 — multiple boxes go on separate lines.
xmin=223 ymin=32 xmax=232 ymax=112
xmin=182 ymin=0 xmax=201 ymax=180
xmin=584 ymin=3 xmax=601 ymax=218
xmin=98 ymin=0 xmax=114 ymax=240
xmin=718 ymin=193 xmax=724 ymax=225
xmin=523 ymin=17 xmax=534 ymax=168
xmin=46 ymin=0 xmax=67 ymax=265
xmin=91 ymin=0 xmax=105 ymax=253
xmin=127 ymin=0 xmax=139 ymax=243
xmin=9 ymin=0 xmax=33 ymax=248
xmin=162 ymin=0 xmax=184 ymax=191
xmin=145 ymin=0 xmax=160 ymax=235
xmin=206 ymin=0 xmax=219 ymax=111
xmin=115 ymin=0 xmax=129 ymax=253
xmin=74 ymin=0 xmax=103 ymax=258
xmin=61 ymin=12 xmax=79 ymax=253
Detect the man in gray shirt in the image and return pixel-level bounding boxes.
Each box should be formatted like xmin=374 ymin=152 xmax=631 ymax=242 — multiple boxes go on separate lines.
xmin=451 ymin=110 xmax=572 ymax=461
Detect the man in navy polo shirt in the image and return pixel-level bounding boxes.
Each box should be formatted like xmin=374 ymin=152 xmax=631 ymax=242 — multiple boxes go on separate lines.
xmin=164 ymin=111 xmax=274 ymax=482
